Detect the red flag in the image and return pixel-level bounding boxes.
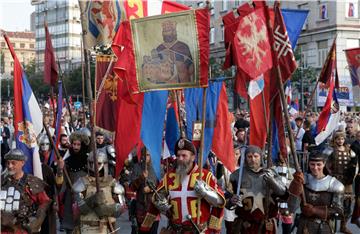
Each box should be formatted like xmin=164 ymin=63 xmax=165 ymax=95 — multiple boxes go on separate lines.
xmin=271 ymin=2 xmax=297 ymax=95
xmin=344 ymin=47 xmax=360 ymax=86
xmin=273 ymin=95 xmax=287 ymax=161
xmin=234 ymin=6 xmax=273 ymax=79
xmin=95 ymin=56 xmax=118 ymax=132
xmin=44 ymin=22 xmax=58 ymax=86
xmin=318 ymin=37 xmax=339 ymax=88
xmin=212 ymin=84 xmax=236 ymax=172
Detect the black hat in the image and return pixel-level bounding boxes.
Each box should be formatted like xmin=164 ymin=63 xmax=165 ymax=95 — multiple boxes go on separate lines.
xmin=4 ymin=149 xmax=27 ymax=161
xmin=295 ymin=116 xmax=303 ymax=122
xmin=245 ymin=145 xmax=263 ymax=157
xmin=174 ymin=138 xmax=196 ymax=155
xmin=308 ymin=145 xmax=333 ymax=161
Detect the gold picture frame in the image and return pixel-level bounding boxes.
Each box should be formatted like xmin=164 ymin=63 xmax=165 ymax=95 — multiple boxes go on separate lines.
xmin=131 ymin=10 xmax=200 ymax=92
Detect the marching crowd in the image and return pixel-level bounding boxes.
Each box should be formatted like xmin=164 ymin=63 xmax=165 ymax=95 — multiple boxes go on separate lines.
xmin=0 ymin=101 xmax=359 ymax=234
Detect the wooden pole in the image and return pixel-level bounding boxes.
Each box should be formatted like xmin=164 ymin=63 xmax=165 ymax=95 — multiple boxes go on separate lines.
xmin=175 ymin=90 xmax=186 ymax=138
xmin=56 ymin=59 xmax=75 ymax=130
xmin=196 ymin=87 xmax=207 ymax=225
xmin=264 ymin=1 xmax=306 ymax=203
xmin=80 ymin=36 xmax=87 ymax=125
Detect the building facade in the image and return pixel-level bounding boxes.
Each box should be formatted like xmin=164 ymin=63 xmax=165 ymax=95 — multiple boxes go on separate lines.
xmin=31 ymin=0 xmax=82 ymax=73
xmin=281 ymin=1 xmax=360 ymax=108
xmin=0 ymin=30 xmax=36 ymax=76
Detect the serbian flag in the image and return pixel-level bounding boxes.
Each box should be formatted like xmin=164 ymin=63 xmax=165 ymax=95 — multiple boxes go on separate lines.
xmin=95 ymin=55 xmax=118 ymax=132
xmin=344 ymin=47 xmax=360 ymax=86
xmin=4 ymin=34 xmax=43 ymax=179
xmin=112 ymin=0 xmax=189 ymax=177
xmin=315 ymin=74 xmax=340 ymax=145
xmin=318 ymin=37 xmax=339 ymax=88
xmin=44 ymin=22 xmax=58 ymax=87
xmin=165 ymin=91 xmax=180 ymax=156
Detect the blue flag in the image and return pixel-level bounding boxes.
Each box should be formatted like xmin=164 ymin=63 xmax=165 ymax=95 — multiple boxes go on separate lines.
xmin=184 ymin=82 xmax=222 ymax=166
xmin=281 ymin=9 xmax=309 ymax=49
xmin=140 ymin=91 xmax=168 ymax=179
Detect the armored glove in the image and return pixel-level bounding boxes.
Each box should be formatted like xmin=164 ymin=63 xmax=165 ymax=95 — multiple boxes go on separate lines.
xmin=262 ymin=169 xmax=286 ymax=196
xmin=153 ymin=196 xmax=172 ymax=214
xmin=194 ymin=179 xmax=224 ymax=207
xmin=289 ymin=172 xmax=304 ymax=197
xmin=302 ymin=204 xmax=327 ymax=220
xmin=76 ymin=193 xmax=95 ymax=215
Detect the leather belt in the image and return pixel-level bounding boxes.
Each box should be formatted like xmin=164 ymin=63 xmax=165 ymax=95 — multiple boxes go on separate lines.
xmin=169 ymin=222 xmax=207 ymax=233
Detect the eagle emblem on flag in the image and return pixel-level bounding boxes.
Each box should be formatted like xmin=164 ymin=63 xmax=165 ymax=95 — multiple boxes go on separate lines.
xmin=103 ymin=73 xmax=119 ymax=101
xmin=235 ymin=8 xmax=273 ymax=79
xmin=18 ymin=121 xmax=37 ymax=148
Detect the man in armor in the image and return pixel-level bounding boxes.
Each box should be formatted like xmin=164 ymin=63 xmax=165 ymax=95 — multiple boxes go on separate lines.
xmin=227 ymin=145 xmax=287 ymax=234
xmin=326 ymin=130 xmax=356 ymax=233
xmin=288 ymin=147 xmax=345 ymax=234
xmin=38 ymin=134 xmax=51 ymax=165
xmin=1 ymin=149 xmax=51 ymax=233
xmin=130 ymin=147 xmax=159 ymax=234
xmin=72 ymin=149 xmax=126 ymax=233
xmin=56 ymin=130 xmax=90 ymax=233
xmin=140 ymin=138 xmax=225 ymax=233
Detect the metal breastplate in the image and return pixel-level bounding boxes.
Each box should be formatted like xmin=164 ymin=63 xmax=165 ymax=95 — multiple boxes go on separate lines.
xmin=304 ymin=174 xmax=343 ymax=207
xmin=0 ymin=175 xmax=34 ymax=222
xmin=239 ymin=168 xmax=268 ymax=214
xmin=333 ymin=150 xmax=352 ymax=175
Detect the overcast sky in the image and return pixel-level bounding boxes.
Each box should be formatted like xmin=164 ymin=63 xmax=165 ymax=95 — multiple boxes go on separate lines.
xmin=0 ymin=1 xmax=34 ymax=31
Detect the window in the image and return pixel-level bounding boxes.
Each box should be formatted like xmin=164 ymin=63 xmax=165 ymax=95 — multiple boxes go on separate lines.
xmin=210 ymin=27 xmax=215 ymax=44
xmin=1 ymin=42 xmax=5 ymax=47
xmin=222 ymin=0 xmax=228 ymax=11
xmin=317 ymin=40 xmax=328 ymax=67
xmin=345 ymin=1 xmax=358 ymax=18
xmin=12 ymin=43 xmax=16 ymax=48
xmin=20 ymin=43 xmax=25 ymax=48
xmin=234 ymin=0 xmax=241 ymax=7
xmin=221 ymin=25 xmax=224 ymax=42
xmin=318 ymin=3 xmax=328 ymax=20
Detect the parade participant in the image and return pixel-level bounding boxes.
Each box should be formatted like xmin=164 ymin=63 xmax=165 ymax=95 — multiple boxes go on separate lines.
xmin=350 ymin=130 xmax=360 ymax=227
xmin=72 ymin=149 xmax=126 ymax=233
xmin=56 ymin=130 xmax=90 ymax=233
xmin=327 ymin=130 xmax=356 ymax=233
xmin=288 ymin=147 xmax=345 ymax=234
xmin=96 ymin=131 xmax=106 ymax=149
xmin=38 ymin=134 xmax=51 ymax=165
xmin=293 ymin=116 xmax=305 ymax=152
xmin=140 ymin=138 xmax=225 ymax=233
xmin=227 ymin=145 xmax=287 ymax=234
xmin=130 ymin=147 xmax=159 ymax=234
xmin=58 ymin=134 xmax=69 ymax=157
xmin=1 ymin=149 xmax=51 ymax=233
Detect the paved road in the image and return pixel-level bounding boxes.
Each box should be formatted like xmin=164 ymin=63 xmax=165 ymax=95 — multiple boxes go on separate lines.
xmin=58 ymin=210 xmax=359 ymax=233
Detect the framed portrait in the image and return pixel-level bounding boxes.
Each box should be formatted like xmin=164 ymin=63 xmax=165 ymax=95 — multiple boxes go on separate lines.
xmin=131 ymin=10 xmax=200 ymax=92
xmin=345 ymin=1 xmax=358 ymax=18
xmin=192 ymin=121 xmax=202 ymax=141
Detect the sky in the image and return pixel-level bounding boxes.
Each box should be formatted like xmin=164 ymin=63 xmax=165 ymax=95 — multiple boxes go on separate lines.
xmin=0 ymin=1 xmax=34 ymax=31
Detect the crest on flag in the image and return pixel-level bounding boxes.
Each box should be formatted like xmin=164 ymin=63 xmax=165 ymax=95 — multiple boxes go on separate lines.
xmin=18 ymin=121 xmax=37 ymax=147
xmin=235 ymin=7 xmax=273 ymax=79
xmin=79 ymin=0 xmax=123 ymax=49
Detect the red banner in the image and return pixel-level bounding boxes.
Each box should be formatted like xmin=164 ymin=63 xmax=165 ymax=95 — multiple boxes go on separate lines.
xmin=95 ymin=56 xmax=118 ymax=132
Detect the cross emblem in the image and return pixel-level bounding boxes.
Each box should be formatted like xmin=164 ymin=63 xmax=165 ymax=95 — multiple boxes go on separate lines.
xmin=169 ymin=174 xmax=198 ymax=222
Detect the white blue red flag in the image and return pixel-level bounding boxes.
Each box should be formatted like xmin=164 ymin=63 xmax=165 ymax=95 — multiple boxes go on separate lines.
xmin=3 ymin=34 xmax=43 ymax=179
xmin=315 ymin=73 xmax=340 ymax=145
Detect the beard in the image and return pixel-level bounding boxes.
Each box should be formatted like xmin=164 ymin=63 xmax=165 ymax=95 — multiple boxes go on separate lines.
xmin=176 ymin=161 xmax=192 ymax=181
xmin=8 ymin=170 xmax=16 ymax=175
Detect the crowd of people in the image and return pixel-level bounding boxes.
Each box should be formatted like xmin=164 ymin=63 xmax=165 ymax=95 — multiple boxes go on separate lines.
xmin=0 ymin=101 xmax=359 ymax=234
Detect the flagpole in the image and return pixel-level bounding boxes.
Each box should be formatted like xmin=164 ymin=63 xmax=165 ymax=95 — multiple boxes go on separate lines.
xmin=80 ymin=35 xmax=87 ymax=125
xmin=197 ymin=86 xmax=207 ymax=225
xmin=56 ymin=59 xmax=75 ymax=131
xmin=265 ymin=1 xmax=306 ymax=202
xmin=264 ymin=102 xmax=273 ymax=222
